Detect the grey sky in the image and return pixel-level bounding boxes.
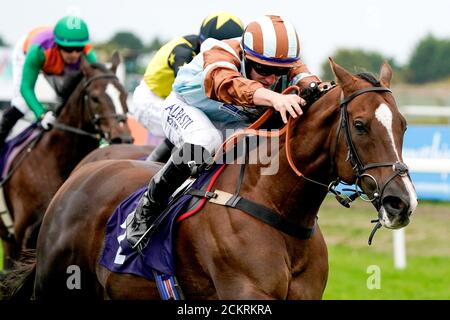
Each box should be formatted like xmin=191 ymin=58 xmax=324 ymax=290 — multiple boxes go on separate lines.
xmin=1 ymin=0 xmax=449 ymax=74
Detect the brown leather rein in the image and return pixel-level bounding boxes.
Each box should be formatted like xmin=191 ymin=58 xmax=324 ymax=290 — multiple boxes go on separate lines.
xmin=216 ymin=85 xmax=313 ymax=180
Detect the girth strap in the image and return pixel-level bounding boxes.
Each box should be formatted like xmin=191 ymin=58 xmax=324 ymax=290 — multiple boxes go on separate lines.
xmin=186 ymin=188 xmax=316 ymax=240
xmin=226 ymin=194 xmax=316 ymax=240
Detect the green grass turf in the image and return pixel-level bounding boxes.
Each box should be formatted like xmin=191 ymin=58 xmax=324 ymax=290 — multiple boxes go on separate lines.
xmin=319 ymin=197 xmax=450 ymax=299
xmin=323 ymin=244 xmax=450 ymax=299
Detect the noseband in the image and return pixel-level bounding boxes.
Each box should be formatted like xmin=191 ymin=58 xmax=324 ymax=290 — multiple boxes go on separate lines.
xmin=329 ymin=86 xmax=410 ymax=211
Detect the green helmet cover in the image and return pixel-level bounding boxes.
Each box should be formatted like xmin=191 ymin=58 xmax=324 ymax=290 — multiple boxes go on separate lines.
xmin=54 ymin=16 xmax=90 ymax=47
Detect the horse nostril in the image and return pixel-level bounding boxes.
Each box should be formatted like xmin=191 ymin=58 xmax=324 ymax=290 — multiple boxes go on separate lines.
xmin=110 ymin=137 xmax=122 ymax=144
xmin=110 ymin=135 xmax=133 ymax=144
xmin=382 ymin=195 xmax=409 ymax=215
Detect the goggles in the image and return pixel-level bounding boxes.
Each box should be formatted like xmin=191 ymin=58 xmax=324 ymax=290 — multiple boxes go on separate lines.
xmin=246 ymin=59 xmax=292 ymax=77
xmin=58 ymin=45 xmax=84 ymax=53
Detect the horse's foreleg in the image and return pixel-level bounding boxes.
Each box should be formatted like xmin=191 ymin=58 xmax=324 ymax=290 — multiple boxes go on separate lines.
xmin=214 ymin=279 xmax=280 ymax=300
xmin=23 ymin=218 xmax=43 ymax=249
xmin=99 ymin=267 xmax=160 ymax=300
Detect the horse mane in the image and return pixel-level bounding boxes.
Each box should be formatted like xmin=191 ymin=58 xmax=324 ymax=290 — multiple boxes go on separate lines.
xmin=90 ymin=62 xmax=111 ymax=73
xmin=59 ymin=62 xmax=112 ymax=104
xmin=356 ymin=72 xmax=381 ymax=87
xmin=59 ymin=71 xmax=84 ymax=103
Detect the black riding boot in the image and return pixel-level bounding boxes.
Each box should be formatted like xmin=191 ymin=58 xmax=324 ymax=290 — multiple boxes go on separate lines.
xmin=146 ymin=138 xmax=174 ymax=163
xmin=126 ymin=143 xmax=213 ymax=248
xmin=0 ymin=106 xmax=24 ymax=151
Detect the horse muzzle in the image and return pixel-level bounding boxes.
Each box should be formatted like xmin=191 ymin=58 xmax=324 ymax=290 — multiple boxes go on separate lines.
xmin=110 ymin=134 xmax=134 ymax=144
xmin=379 ymin=194 xmax=412 ymax=229
xmin=365 ymin=162 xmax=417 ymax=229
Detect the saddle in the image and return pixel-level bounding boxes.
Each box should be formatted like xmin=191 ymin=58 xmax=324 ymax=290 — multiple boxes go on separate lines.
xmin=0 ymin=122 xmax=42 ymax=184
xmin=99 ymin=164 xmax=223 ymax=280
xmin=0 ymin=122 xmax=42 ymax=238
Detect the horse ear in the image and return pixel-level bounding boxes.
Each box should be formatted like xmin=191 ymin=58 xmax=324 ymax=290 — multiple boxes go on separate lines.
xmin=329 ymin=57 xmax=359 ymax=95
xmin=379 ymin=61 xmax=393 ymax=88
xmin=80 ymin=56 xmax=95 ymax=77
xmin=110 ymin=51 xmax=121 ymax=74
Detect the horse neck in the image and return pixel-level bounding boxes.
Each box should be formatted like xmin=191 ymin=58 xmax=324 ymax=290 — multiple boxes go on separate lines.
xmin=57 ymin=79 xmax=89 ymax=128
xmin=42 ymin=79 xmax=99 ymax=176
xmin=239 ymin=88 xmax=342 ymax=227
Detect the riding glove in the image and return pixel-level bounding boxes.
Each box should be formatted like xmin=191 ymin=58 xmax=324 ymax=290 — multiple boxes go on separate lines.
xmin=40 ymin=111 xmax=56 ymax=130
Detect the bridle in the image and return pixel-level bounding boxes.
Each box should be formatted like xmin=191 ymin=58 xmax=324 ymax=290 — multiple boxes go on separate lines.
xmin=52 ymin=73 xmax=131 ymax=143
xmin=220 ymin=85 xmax=411 ymax=209
xmin=217 ymin=84 xmax=411 ymax=244
xmin=328 ymin=86 xmax=410 ymax=211
xmin=321 ymin=86 xmax=411 ymax=244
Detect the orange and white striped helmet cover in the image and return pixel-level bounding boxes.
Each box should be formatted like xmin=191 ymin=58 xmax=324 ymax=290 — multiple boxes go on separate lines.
xmin=242 ymin=15 xmax=301 ymax=67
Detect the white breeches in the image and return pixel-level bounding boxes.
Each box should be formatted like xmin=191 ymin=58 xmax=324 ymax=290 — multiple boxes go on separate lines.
xmin=130 ymin=80 xmax=165 ymax=137
xmin=161 ymin=92 xmax=251 ymax=155
xmin=11 ymin=36 xmax=29 ymax=116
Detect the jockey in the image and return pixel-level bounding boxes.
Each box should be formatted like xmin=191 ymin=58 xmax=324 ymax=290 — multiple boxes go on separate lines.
xmin=127 ymin=15 xmax=326 ymax=247
xmin=130 ymin=11 xmax=244 ymax=161
xmin=0 ymin=15 xmax=97 ymax=150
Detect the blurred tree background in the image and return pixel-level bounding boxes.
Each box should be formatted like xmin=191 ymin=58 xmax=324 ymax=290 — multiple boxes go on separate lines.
xmin=321 ymin=33 xmax=450 ymax=85
xmin=89 ymin=30 xmax=450 ymax=87
xmin=93 ymin=31 xmax=165 ymax=91
xmin=406 ymin=34 xmax=450 ymax=83
xmin=1 ymin=31 xmax=449 ymax=86
xmin=94 ymin=31 xmax=163 ymax=72
xmin=320 ymin=48 xmax=401 ymax=81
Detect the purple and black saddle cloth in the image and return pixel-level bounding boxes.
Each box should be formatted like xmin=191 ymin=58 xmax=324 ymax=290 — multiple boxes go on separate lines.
xmin=99 ymin=165 xmax=222 ymax=281
xmin=0 ymin=122 xmax=41 ymax=183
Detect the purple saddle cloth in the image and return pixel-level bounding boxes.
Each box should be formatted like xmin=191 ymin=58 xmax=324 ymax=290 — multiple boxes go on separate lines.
xmin=99 ymin=165 xmax=221 ymax=280
xmin=0 ymin=122 xmax=40 ymax=183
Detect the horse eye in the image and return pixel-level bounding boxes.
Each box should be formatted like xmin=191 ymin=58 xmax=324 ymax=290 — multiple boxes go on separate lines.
xmin=91 ymin=96 xmax=99 ymax=103
xmin=354 ymin=121 xmax=367 ymax=133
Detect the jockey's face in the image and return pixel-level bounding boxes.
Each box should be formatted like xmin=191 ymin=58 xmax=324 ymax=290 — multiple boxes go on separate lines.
xmin=59 ymin=46 xmax=84 ymax=64
xmin=249 ymin=68 xmax=281 ymax=89
xmin=246 ymin=59 xmax=291 ymax=89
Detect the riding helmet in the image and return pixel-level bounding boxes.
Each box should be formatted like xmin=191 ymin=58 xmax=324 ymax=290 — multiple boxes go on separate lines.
xmin=199 ymin=11 xmax=244 ymax=42
xmin=54 ymin=16 xmax=90 ymax=47
xmin=242 ymin=15 xmax=301 ymax=67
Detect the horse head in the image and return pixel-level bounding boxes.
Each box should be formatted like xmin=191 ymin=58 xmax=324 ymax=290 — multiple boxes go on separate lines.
xmin=328 ymin=59 xmax=418 ymax=230
xmin=58 ymin=51 xmax=134 ymax=144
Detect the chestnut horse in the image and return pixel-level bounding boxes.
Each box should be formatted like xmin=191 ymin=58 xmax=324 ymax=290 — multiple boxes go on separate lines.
xmin=4 ymin=59 xmax=417 ymax=299
xmin=0 ymin=54 xmax=133 ymax=269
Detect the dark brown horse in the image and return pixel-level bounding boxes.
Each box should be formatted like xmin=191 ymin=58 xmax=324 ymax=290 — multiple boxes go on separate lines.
xmin=0 ymin=54 xmax=133 ymax=269
xmin=4 ymin=59 xmax=417 ymax=299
